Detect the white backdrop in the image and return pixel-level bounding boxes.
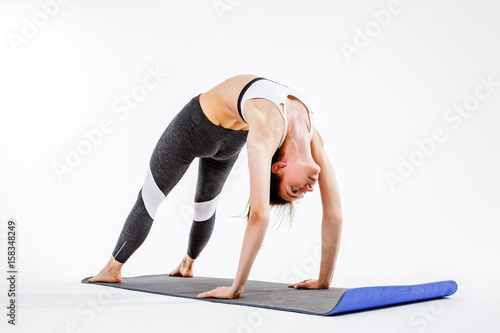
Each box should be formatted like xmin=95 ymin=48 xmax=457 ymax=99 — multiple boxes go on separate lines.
xmin=1 ymin=0 xmax=499 ymax=332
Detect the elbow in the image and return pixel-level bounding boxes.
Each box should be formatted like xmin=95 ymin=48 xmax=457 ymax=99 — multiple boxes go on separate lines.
xmin=248 ymin=211 xmax=269 ymax=226
xmin=248 ymin=206 xmax=269 ymax=222
xmin=323 ymin=212 xmax=343 ymax=224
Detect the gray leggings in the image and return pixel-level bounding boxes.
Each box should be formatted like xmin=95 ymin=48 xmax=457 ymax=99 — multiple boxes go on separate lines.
xmin=112 ymin=94 xmax=248 ymax=263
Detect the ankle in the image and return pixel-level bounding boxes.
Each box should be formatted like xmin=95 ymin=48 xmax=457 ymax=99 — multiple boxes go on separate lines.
xmin=183 ymin=254 xmax=196 ymax=266
xmin=107 ymin=257 xmax=124 ymax=272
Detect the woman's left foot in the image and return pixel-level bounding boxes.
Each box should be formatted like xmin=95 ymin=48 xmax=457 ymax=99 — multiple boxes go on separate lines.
xmin=169 ymin=254 xmax=195 ymax=277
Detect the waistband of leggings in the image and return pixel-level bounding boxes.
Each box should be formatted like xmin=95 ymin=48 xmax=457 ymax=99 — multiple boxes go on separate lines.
xmin=192 ymin=94 xmax=248 ymax=135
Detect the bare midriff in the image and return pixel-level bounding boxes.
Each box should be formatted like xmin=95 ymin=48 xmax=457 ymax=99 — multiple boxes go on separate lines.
xmin=199 ymin=74 xmax=259 ymax=131
xmin=199 ymin=74 xmax=312 ymax=133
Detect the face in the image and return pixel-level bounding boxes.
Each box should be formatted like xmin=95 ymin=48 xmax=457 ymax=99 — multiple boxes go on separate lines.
xmin=272 ymin=158 xmax=321 ymax=202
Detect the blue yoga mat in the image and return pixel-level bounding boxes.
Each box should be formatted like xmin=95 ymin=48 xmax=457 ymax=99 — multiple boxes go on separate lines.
xmin=81 ymin=274 xmax=458 ymax=315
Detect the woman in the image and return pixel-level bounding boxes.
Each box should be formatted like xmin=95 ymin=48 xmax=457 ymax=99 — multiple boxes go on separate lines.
xmin=88 ymin=74 xmax=343 ymax=299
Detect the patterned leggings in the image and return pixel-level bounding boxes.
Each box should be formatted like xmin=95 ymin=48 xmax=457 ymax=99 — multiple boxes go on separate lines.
xmin=112 ymin=94 xmax=248 ymax=263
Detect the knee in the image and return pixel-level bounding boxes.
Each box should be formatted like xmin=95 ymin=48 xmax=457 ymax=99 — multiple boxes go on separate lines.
xmin=193 ymin=195 xmax=220 ymax=222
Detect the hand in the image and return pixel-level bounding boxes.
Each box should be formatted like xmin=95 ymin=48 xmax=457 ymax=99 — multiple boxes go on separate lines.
xmin=288 ymin=279 xmax=329 ymax=289
xmin=197 ymin=286 xmax=243 ymax=299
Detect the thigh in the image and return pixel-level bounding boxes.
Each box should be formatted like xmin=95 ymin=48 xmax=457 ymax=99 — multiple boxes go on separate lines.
xmin=194 ymin=153 xmax=241 ymax=202
xmin=149 ymin=115 xmax=196 ymax=196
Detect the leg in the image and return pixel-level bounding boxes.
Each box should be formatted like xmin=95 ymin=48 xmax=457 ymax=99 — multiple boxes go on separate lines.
xmin=189 ymin=154 xmax=241 ymax=258
xmin=169 ymin=153 xmax=241 ymax=277
xmin=111 ymin=156 xmax=194 ymax=264
xmin=89 ymin=103 xmax=196 ymax=282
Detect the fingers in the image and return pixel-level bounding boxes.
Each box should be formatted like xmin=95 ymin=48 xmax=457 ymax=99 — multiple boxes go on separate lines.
xmin=197 ymin=286 xmax=236 ymax=299
xmin=197 ymin=289 xmax=212 ymax=298
xmin=197 ymin=286 xmax=221 ymax=298
xmin=288 ymin=279 xmax=312 ymax=288
xmin=197 ymin=291 xmax=211 ymax=298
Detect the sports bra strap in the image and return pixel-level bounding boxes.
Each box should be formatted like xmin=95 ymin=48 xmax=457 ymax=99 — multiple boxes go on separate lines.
xmin=238 ymin=78 xmax=314 ymax=147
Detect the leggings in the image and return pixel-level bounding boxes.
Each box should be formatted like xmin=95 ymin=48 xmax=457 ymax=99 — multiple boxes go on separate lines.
xmin=112 ymin=94 xmax=248 ymax=263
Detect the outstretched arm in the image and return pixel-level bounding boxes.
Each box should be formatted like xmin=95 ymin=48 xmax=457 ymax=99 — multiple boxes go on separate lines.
xmin=197 ymin=105 xmax=285 ymax=299
xmin=289 ymin=128 xmax=343 ymax=289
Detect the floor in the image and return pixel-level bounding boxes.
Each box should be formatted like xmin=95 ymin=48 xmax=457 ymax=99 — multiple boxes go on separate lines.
xmin=2 ymin=280 xmax=498 ymax=333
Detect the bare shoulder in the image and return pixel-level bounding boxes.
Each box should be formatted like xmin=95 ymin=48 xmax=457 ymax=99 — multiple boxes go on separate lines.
xmin=205 ymin=74 xmax=259 ymax=106
xmin=214 ymin=74 xmax=260 ymax=91
xmin=226 ymin=74 xmax=260 ymax=84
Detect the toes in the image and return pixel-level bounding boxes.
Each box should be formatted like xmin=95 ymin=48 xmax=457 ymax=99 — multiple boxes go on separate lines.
xmin=88 ymin=276 xmax=98 ymax=283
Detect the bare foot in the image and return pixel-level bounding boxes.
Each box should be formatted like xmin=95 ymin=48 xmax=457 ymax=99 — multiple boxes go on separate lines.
xmin=88 ymin=256 xmax=124 ymax=283
xmin=169 ymin=254 xmax=195 ymax=277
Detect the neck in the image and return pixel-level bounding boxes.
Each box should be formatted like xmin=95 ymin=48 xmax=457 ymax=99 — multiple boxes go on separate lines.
xmin=283 ymin=111 xmax=311 ymax=161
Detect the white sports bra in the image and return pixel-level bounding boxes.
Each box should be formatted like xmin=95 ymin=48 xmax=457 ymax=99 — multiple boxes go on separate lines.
xmin=237 ymin=77 xmax=314 ymax=148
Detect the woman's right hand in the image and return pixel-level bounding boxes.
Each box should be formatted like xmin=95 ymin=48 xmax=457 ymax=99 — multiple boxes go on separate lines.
xmin=197 ymin=285 xmax=244 ymax=299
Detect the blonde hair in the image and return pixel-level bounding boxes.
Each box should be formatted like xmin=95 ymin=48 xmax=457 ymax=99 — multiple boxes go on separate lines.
xmin=242 ymin=140 xmax=295 ymax=229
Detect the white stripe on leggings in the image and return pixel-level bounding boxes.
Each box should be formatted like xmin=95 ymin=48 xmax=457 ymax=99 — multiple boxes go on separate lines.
xmin=193 ymin=194 xmax=220 ymax=222
xmin=113 ymin=240 xmax=127 ymax=258
xmin=141 ymin=166 xmax=165 ymax=219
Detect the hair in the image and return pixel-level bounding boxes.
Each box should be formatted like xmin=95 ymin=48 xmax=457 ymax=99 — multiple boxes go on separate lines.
xmin=241 ymin=139 xmax=295 ymax=230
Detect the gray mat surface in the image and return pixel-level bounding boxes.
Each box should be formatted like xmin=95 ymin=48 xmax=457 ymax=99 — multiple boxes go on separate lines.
xmin=82 ymin=274 xmax=349 ymax=315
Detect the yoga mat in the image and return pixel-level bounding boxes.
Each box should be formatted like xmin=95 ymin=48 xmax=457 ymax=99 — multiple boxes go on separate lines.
xmin=81 ymin=274 xmax=457 ymax=315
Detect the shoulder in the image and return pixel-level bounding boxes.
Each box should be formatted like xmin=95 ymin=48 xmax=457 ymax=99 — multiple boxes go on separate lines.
xmin=206 ymin=74 xmax=261 ymax=97
xmin=222 ymin=74 xmax=261 ymax=87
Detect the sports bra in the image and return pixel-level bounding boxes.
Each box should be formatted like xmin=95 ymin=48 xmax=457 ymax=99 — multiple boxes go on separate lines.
xmin=237 ymin=77 xmax=314 ymax=148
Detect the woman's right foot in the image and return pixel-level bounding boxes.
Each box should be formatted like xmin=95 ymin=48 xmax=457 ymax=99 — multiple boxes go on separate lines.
xmin=169 ymin=254 xmax=195 ymax=277
xmin=88 ymin=256 xmax=123 ymax=283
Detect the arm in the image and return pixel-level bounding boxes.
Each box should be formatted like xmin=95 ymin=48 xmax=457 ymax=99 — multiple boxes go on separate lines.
xmin=289 ymin=128 xmax=343 ymax=289
xmin=198 ymin=105 xmax=285 ymax=299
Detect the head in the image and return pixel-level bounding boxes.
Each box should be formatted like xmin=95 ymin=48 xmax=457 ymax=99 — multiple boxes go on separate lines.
xmin=270 ymin=139 xmax=321 ymax=203
xmin=243 ymin=137 xmax=321 ymax=228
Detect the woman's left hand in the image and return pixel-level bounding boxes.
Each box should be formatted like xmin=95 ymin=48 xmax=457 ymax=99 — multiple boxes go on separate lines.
xmin=288 ymin=279 xmax=329 ymax=289
xmin=197 ymin=286 xmax=242 ymax=299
